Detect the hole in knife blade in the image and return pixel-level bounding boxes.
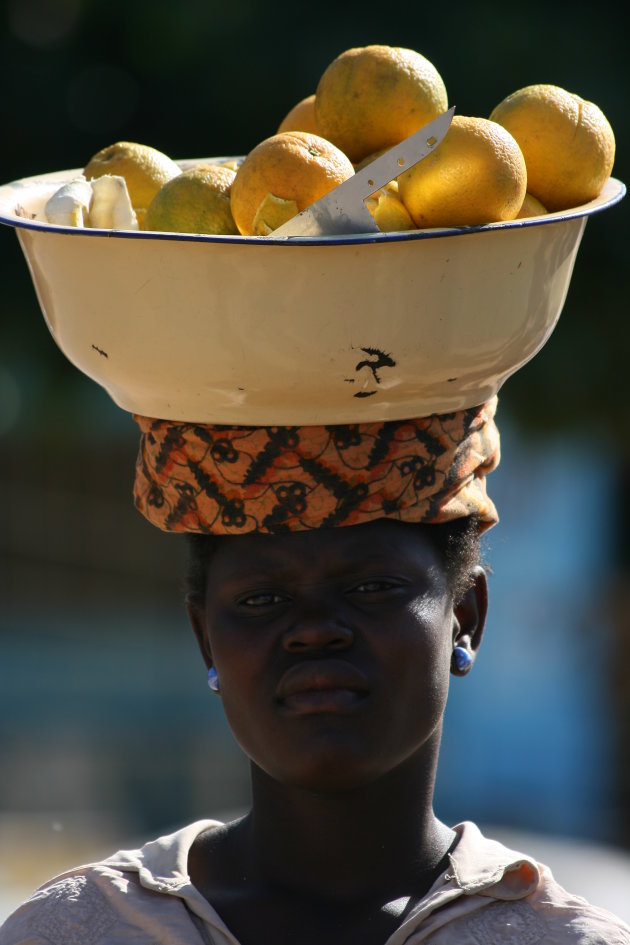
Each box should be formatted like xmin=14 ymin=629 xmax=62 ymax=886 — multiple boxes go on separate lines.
xmin=397 ymin=157 xmax=405 ymax=166
xmin=427 ymin=135 xmax=437 ymax=146
xmin=368 ymin=178 xmax=374 ymax=187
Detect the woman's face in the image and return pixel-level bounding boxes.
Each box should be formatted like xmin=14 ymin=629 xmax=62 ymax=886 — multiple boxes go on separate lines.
xmin=188 ymin=519 xmax=486 ymax=794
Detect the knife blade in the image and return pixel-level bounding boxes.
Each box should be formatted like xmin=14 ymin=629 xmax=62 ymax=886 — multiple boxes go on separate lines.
xmin=271 ymin=106 xmax=455 ymax=238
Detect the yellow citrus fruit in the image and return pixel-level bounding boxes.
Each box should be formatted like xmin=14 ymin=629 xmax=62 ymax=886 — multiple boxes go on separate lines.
xmin=489 ymin=84 xmax=615 ymax=211
xmin=230 ymin=131 xmax=354 ymax=236
xmin=315 ymin=45 xmax=448 ymax=164
xmin=366 ymin=187 xmax=415 ymax=232
xmin=397 ymin=115 xmax=527 ymax=228
xmin=251 ymin=194 xmax=299 ymax=236
xmin=277 ymin=94 xmax=319 ymax=134
xmin=84 ymin=141 xmax=181 ymax=227
xmin=143 ymin=164 xmax=239 ymax=235
xmin=516 ymin=193 xmax=547 ymax=219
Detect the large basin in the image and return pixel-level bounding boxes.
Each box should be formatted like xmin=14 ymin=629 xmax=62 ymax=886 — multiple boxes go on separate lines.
xmin=0 ymin=166 xmax=624 ymax=425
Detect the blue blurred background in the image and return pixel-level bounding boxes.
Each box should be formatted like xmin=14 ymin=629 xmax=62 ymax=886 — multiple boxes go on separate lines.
xmin=1 ymin=0 xmax=629 ymax=923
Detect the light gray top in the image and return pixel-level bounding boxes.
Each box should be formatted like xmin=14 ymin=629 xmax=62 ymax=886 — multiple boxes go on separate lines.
xmin=1 ymin=819 xmax=629 ymax=944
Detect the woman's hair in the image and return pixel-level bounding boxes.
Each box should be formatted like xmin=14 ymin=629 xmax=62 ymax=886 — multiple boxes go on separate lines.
xmin=184 ymin=516 xmax=482 ymax=605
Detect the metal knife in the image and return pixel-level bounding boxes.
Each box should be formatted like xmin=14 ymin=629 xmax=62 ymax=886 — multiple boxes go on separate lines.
xmin=271 ymin=106 xmax=455 ymax=238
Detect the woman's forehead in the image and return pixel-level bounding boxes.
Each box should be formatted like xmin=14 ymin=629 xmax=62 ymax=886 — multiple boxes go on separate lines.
xmin=207 ymin=519 xmax=441 ymax=579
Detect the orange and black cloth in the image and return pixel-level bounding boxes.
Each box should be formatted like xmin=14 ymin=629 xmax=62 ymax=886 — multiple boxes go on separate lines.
xmin=133 ymin=398 xmax=500 ymax=535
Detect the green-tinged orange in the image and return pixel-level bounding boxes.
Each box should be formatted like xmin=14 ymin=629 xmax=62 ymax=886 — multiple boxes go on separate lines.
xmin=144 ymin=164 xmax=238 ymax=235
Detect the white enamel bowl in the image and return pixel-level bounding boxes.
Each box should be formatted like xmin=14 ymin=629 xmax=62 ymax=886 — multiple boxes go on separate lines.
xmin=0 ymin=165 xmax=625 ymax=425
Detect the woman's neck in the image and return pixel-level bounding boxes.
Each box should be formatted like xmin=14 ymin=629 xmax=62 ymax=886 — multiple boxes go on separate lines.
xmin=237 ymin=747 xmax=454 ymax=903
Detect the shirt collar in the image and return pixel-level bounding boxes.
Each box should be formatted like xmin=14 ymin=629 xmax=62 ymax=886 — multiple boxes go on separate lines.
xmin=447 ymin=821 xmax=540 ymax=898
xmin=102 ymin=817 xmax=541 ymax=931
xmin=102 ymin=819 xmax=220 ymax=891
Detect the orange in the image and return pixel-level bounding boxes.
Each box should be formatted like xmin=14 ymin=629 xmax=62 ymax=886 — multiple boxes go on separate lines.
xmin=251 ymin=193 xmax=301 ymax=235
xmin=516 ymin=193 xmax=547 ymax=219
xmin=230 ymin=131 xmax=354 ymax=236
xmin=143 ymin=163 xmax=239 ymax=235
xmin=397 ymin=115 xmax=527 ymax=228
xmin=490 ymin=84 xmax=615 ymax=211
xmin=315 ymin=45 xmax=448 ymax=164
xmin=277 ymin=94 xmax=319 ymax=134
xmin=84 ymin=141 xmax=181 ymax=228
xmin=366 ymin=185 xmax=415 ymax=232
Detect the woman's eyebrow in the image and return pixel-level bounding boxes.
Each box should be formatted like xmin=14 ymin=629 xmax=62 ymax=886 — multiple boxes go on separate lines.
xmin=216 ymin=551 xmax=422 ymax=587
xmin=212 ymin=562 xmax=299 ymax=589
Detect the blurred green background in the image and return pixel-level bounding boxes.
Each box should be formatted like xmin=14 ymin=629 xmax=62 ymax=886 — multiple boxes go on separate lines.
xmin=1 ymin=0 xmax=629 ymax=920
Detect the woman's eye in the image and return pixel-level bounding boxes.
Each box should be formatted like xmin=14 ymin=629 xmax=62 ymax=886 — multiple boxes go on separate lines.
xmin=352 ymin=579 xmax=400 ymax=594
xmin=239 ymin=591 xmax=286 ymax=607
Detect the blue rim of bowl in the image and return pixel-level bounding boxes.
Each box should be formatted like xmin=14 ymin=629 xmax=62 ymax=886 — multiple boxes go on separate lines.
xmin=0 ymin=163 xmax=625 ymax=246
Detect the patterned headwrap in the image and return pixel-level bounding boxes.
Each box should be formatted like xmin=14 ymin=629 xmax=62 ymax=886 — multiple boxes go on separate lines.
xmin=133 ymin=398 xmax=500 ymax=535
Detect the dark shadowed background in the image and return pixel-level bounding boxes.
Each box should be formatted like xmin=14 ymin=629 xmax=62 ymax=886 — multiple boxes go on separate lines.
xmin=1 ymin=0 xmax=629 ymax=922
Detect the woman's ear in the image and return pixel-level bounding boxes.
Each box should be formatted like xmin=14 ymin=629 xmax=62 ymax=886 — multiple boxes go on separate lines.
xmin=185 ymin=592 xmax=213 ymax=670
xmin=450 ymin=566 xmax=488 ymax=676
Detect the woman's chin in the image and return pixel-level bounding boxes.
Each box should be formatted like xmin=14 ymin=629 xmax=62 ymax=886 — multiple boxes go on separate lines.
xmin=252 ymin=740 xmax=403 ymax=796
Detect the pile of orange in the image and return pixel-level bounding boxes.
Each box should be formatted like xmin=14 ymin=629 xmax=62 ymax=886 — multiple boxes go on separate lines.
xmin=82 ymin=44 xmax=616 ymax=236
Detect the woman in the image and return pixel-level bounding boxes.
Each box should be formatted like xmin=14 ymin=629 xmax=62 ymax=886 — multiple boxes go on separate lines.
xmin=2 ymin=404 xmax=629 ymax=944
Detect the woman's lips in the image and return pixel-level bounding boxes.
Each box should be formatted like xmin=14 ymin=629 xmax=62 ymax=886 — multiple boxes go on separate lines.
xmin=276 ymin=660 xmax=369 ymax=714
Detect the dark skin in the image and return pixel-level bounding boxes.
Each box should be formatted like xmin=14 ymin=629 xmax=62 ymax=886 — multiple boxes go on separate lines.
xmin=186 ymin=519 xmax=488 ymax=945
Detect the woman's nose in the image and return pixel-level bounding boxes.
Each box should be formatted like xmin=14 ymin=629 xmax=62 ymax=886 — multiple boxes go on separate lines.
xmin=282 ymin=599 xmax=354 ymax=653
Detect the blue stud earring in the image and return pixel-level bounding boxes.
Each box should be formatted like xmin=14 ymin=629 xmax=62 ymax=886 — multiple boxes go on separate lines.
xmin=207 ymin=667 xmax=220 ymax=692
xmin=453 ymin=646 xmax=473 ymax=673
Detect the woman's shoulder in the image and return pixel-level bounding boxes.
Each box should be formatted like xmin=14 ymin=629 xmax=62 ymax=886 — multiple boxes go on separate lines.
xmin=524 ymin=862 xmax=630 ymax=944
xmin=441 ymin=890 xmax=630 ymax=945
xmin=0 ymin=863 xmax=142 ymax=945
xmin=432 ymin=823 xmax=630 ymax=945
xmin=0 ymin=820 xmax=221 ymax=945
